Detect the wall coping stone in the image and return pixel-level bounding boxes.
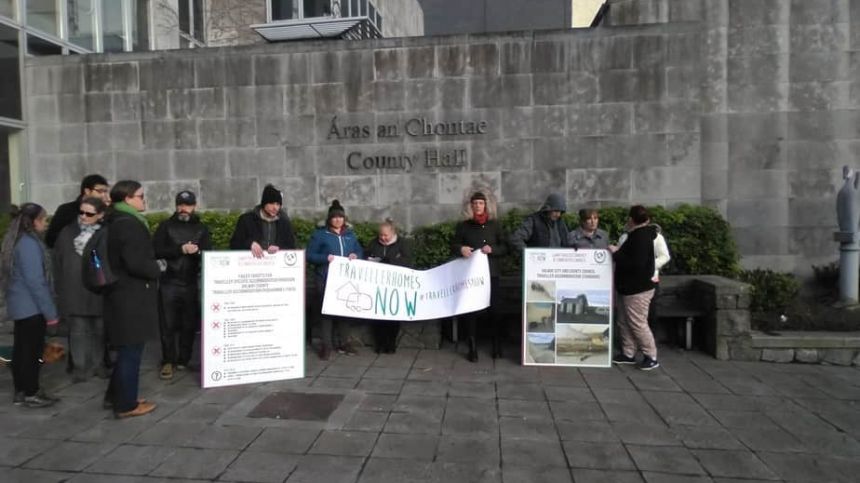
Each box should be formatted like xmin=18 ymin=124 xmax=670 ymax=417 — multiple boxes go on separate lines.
xmin=751 ymin=331 xmax=860 ymax=349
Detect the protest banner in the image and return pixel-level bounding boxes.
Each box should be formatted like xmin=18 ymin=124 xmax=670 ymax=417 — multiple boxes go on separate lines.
xmin=201 ymin=250 xmax=305 ymax=388
xmin=322 ymin=252 xmax=490 ymax=321
xmin=522 ymin=248 xmax=613 ymax=368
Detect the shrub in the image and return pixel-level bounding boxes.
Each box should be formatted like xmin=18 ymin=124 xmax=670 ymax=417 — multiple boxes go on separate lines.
xmin=738 ymin=269 xmax=800 ymax=313
xmin=410 ymin=221 xmax=457 ymax=269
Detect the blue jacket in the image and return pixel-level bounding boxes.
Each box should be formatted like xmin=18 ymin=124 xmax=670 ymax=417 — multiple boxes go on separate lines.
xmin=5 ymin=234 xmax=58 ymax=321
xmin=306 ymin=226 xmax=363 ymax=280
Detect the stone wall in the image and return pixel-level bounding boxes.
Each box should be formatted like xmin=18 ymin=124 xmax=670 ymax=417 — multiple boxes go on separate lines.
xmin=21 ymin=0 xmax=860 ymax=273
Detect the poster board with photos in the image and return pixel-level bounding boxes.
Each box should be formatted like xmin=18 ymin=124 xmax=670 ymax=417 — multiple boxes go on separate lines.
xmin=522 ymin=248 xmax=613 ymax=368
xmin=201 ymin=250 xmax=305 ymax=388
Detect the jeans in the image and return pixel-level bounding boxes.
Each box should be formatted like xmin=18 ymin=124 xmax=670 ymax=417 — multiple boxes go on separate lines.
xmin=12 ymin=314 xmax=46 ymax=396
xmin=159 ymin=282 xmax=199 ymax=366
xmin=106 ymin=344 xmax=144 ymax=413
xmin=67 ymin=315 xmax=105 ymax=378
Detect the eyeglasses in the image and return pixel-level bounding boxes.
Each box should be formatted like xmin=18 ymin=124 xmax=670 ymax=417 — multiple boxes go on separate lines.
xmin=92 ymin=187 xmax=109 ymax=194
xmin=79 ymin=210 xmax=98 ymax=217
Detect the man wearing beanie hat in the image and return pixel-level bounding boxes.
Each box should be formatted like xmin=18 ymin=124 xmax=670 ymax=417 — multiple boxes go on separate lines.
xmin=510 ymin=192 xmax=570 ymax=251
xmin=152 ymin=190 xmax=212 ymax=379
xmin=230 ymin=184 xmax=297 ymax=258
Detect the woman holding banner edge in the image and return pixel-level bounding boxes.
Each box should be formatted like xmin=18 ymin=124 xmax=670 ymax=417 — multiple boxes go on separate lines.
xmin=307 ymin=200 xmax=363 ymax=361
xmin=451 ymin=189 xmax=508 ymax=362
xmin=365 ymin=218 xmax=412 ymax=354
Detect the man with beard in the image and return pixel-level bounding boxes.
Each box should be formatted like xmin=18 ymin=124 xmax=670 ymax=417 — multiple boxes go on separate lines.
xmin=230 ymin=184 xmax=297 ymax=258
xmin=152 ymin=190 xmax=212 ymax=380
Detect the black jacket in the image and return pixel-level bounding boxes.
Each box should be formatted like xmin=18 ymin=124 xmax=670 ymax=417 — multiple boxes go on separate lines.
xmin=45 ymin=198 xmax=81 ymax=248
xmin=153 ymin=213 xmax=212 ymax=286
xmin=365 ymin=237 xmax=412 ymax=268
xmin=52 ymin=222 xmax=103 ymax=317
xmin=102 ymin=211 xmax=162 ymax=346
xmin=451 ymin=218 xmax=508 ymax=277
xmin=613 ymin=224 xmax=657 ymax=296
xmin=229 ymin=206 xmax=296 ymax=250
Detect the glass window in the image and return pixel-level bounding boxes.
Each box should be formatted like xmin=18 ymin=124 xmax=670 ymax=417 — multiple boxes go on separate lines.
xmin=193 ymin=0 xmax=203 ymax=41
xmin=0 ymin=0 xmax=15 ymax=20
xmin=376 ymin=13 xmax=381 ymax=32
xmin=360 ymin=0 xmax=367 ymax=16
xmin=271 ymin=0 xmax=298 ymax=20
xmin=102 ymin=0 xmax=124 ymax=52
xmin=0 ymin=24 xmax=21 ymax=120
xmin=303 ymin=0 xmax=330 ymax=18
xmin=27 ymin=0 xmax=59 ymax=35
xmin=67 ymin=0 xmax=96 ymax=50
xmin=179 ymin=0 xmax=189 ymax=33
xmin=132 ymin=0 xmax=148 ymax=52
xmin=368 ymin=3 xmax=375 ymax=23
xmin=27 ymin=33 xmax=63 ymax=55
xmin=349 ymin=0 xmax=357 ymax=17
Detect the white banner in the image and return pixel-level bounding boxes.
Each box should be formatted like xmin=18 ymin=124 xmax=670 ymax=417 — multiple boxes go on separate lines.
xmin=322 ymin=252 xmax=491 ymax=321
xmin=201 ymin=250 xmax=305 ymax=388
xmin=522 ymin=248 xmax=613 ymax=368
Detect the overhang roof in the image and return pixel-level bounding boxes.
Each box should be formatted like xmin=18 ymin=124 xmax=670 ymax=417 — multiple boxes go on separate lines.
xmin=251 ymin=16 xmax=379 ymax=41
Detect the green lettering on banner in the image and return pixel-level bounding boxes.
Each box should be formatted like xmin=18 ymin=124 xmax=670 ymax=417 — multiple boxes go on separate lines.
xmin=405 ymin=291 xmax=417 ymax=317
xmin=375 ymin=287 xmax=387 ymax=315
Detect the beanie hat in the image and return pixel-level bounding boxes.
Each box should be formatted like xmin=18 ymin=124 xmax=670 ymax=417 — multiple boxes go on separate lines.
xmin=261 ymin=184 xmax=282 ymax=206
xmin=327 ymin=200 xmax=345 ymax=219
xmin=470 ymin=191 xmax=487 ymax=202
xmin=175 ymin=190 xmax=197 ymax=206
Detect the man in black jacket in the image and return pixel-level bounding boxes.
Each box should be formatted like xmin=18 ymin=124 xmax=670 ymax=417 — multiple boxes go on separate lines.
xmin=152 ymin=190 xmax=212 ymax=380
xmin=230 ymin=184 xmax=297 ymax=257
xmin=509 ymin=193 xmax=569 ymax=251
xmin=46 ymin=174 xmax=110 ymax=248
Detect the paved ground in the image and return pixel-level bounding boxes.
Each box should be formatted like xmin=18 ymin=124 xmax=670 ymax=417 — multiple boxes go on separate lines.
xmin=0 ymin=342 xmax=858 ymax=483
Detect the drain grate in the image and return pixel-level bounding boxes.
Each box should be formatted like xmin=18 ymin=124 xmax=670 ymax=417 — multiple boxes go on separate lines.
xmin=247 ymin=392 xmax=344 ymax=421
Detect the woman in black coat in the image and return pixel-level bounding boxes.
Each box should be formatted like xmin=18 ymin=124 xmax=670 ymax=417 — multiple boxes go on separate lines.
xmin=365 ymin=218 xmax=412 ymax=353
xmin=103 ymin=180 xmax=161 ymax=418
xmin=451 ymin=190 xmax=507 ymax=362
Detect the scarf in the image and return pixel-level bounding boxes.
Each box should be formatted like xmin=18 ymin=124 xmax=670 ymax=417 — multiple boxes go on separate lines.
xmin=113 ymin=201 xmax=148 ymax=228
xmin=473 ymin=212 xmax=489 ymax=225
xmin=73 ymin=221 xmax=102 ymax=256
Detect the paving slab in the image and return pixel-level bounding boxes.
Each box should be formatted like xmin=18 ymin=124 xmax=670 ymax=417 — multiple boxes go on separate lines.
xmin=0 ymin=343 xmax=857 ymax=482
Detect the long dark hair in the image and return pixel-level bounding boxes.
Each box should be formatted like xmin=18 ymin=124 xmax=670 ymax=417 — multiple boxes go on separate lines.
xmin=0 ymin=203 xmax=47 ymax=287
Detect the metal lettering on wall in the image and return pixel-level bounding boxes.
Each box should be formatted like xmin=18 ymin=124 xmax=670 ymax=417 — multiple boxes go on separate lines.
xmin=326 ymin=116 xmax=487 ymax=173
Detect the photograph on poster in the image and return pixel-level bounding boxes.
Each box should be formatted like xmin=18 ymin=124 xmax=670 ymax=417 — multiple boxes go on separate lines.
xmin=526 ymin=280 xmax=555 ymax=302
xmin=556 ymin=289 xmax=611 ymax=325
xmin=526 ymin=333 xmax=556 ymax=364
xmin=525 ymin=302 xmax=555 ymax=333
xmin=556 ymin=323 xmax=610 ymax=365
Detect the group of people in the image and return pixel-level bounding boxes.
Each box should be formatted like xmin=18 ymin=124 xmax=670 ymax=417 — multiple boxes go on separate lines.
xmin=2 ymin=177 xmax=668 ymax=414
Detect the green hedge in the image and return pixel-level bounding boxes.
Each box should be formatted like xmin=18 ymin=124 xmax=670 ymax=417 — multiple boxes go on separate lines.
xmin=143 ymin=203 xmax=741 ymax=277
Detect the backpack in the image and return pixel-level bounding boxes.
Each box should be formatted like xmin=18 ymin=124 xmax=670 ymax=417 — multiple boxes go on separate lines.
xmin=81 ymin=224 xmax=118 ymax=293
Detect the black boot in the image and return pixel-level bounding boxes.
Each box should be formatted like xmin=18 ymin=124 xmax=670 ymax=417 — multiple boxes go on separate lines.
xmin=491 ymin=336 xmax=502 ymax=359
xmin=467 ymin=337 xmax=478 ymax=363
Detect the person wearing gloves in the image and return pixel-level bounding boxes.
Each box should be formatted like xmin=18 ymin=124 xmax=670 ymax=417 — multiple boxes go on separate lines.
xmin=1 ymin=203 xmax=59 ymax=408
xmin=306 ymin=200 xmax=363 ymax=360
xmin=509 ymin=193 xmax=570 ymax=250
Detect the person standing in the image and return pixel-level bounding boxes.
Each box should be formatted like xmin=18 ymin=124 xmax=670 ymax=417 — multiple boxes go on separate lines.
xmin=569 ymin=208 xmax=610 ymax=250
xmin=451 ymin=190 xmax=507 ymax=362
xmin=307 ymin=200 xmax=363 ymax=360
xmin=509 ymin=193 xmax=570 ymax=250
xmin=153 ymin=190 xmax=211 ymax=380
xmin=103 ymin=181 xmax=160 ymax=417
xmin=610 ymin=205 xmax=660 ymax=370
xmin=364 ymin=218 xmax=412 ymax=354
xmin=230 ymin=184 xmax=296 ymax=258
xmin=45 ymin=174 xmax=110 ymax=249
xmin=1 ymin=203 xmax=59 ymax=408
xmin=52 ymin=197 xmax=108 ymax=383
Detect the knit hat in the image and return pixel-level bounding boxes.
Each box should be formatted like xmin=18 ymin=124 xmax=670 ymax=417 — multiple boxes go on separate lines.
xmin=175 ymin=190 xmax=196 ymax=206
xmin=261 ymin=184 xmax=282 ymax=206
xmin=327 ymin=200 xmax=345 ymax=219
xmin=470 ymin=191 xmax=487 ymax=202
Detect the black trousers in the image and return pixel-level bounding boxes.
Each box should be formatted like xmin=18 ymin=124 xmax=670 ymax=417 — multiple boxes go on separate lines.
xmin=159 ymin=282 xmax=199 ymax=366
xmin=464 ymin=276 xmax=503 ymax=342
xmin=12 ymin=314 xmax=46 ymax=396
xmin=372 ymin=322 xmax=400 ymax=352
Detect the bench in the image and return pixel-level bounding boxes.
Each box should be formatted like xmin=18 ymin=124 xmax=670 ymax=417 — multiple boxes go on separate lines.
xmin=653 ymin=281 xmax=705 ymax=350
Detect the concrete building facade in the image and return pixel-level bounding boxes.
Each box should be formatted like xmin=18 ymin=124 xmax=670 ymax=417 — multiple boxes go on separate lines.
xmin=20 ymin=0 xmax=860 ymax=274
